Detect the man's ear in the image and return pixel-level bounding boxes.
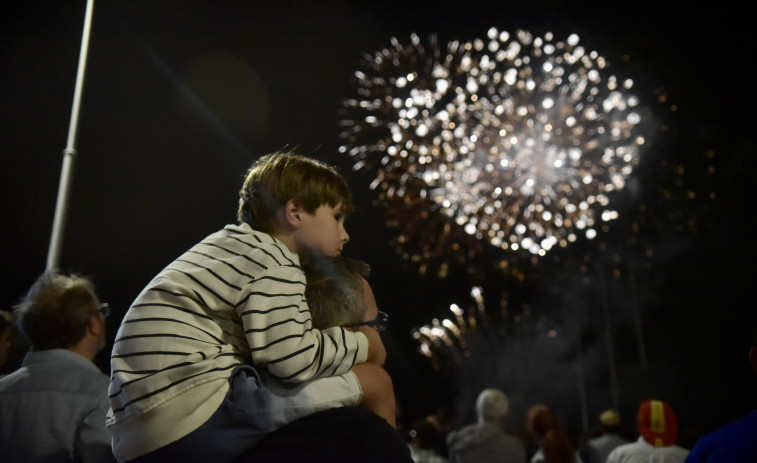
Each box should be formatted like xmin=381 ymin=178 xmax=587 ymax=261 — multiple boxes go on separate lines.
xmin=749 ymin=346 xmax=757 ymax=372
xmin=88 ymin=312 xmax=104 ymax=337
xmin=283 ymin=198 xmax=303 ymax=228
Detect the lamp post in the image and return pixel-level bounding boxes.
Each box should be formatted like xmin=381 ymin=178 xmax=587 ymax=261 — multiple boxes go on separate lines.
xmin=46 ymin=0 xmax=95 ymax=271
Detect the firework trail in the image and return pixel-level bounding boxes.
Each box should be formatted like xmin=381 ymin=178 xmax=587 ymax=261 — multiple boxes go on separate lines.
xmin=340 ymin=28 xmax=647 ymax=275
xmin=412 ymin=285 xmax=488 ymax=370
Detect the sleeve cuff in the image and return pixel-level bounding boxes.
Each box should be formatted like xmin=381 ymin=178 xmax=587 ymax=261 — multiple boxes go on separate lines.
xmin=354 ymin=331 xmax=369 ymax=364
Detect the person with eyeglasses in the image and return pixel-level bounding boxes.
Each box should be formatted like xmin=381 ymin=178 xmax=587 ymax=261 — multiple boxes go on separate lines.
xmin=235 ymin=253 xmax=411 ymax=463
xmin=304 ymin=254 xmax=394 ymax=427
xmin=0 ymin=271 xmax=115 ymax=463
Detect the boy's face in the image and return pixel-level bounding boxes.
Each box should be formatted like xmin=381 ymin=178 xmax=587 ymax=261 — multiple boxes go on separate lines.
xmin=296 ymin=203 xmax=350 ymax=257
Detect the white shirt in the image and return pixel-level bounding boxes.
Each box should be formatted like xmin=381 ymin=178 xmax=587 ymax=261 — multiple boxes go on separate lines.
xmin=606 ymin=436 xmax=689 ymax=463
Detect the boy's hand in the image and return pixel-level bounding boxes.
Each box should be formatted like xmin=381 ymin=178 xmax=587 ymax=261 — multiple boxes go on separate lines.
xmin=359 ymin=325 xmax=387 ymax=366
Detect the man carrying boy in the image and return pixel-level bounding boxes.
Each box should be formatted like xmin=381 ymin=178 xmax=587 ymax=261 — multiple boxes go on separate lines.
xmin=107 ymin=151 xmax=391 ymax=462
xmin=302 ymin=254 xmax=396 ymax=426
xmin=235 ymin=254 xmax=410 ymax=462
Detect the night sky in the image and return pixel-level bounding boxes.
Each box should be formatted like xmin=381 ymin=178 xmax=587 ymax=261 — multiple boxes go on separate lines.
xmin=2 ymin=0 xmax=755 ymax=446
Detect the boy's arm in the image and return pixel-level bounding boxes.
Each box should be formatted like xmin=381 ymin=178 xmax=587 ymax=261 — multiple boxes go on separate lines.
xmin=237 ymin=265 xmax=369 ymax=382
xmin=353 ymin=325 xmax=386 ymax=366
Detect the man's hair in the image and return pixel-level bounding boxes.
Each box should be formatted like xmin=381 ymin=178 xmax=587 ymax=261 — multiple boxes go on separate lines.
xmin=476 ymin=388 xmax=509 ymax=423
xmin=237 ymin=150 xmax=353 ymax=233
xmin=302 ymin=254 xmax=370 ymax=329
xmin=13 ymin=271 xmax=100 ymax=350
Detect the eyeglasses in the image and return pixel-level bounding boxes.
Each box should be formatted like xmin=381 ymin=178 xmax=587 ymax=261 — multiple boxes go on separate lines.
xmin=99 ymin=303 xmax=110 ymax=318
xmin=344 ymin=311 xmax=389 ymax=332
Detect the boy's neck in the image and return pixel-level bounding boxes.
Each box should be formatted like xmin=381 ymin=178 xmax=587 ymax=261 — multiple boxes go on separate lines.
xmin=269 ymin=229 xmax=301 ymax=256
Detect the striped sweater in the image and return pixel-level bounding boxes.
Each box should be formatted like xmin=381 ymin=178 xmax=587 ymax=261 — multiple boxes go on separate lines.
xmin=106 ymin=223 xmax=368 ymax=461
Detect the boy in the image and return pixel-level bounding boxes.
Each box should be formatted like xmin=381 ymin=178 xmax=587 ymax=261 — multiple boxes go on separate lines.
xmin=107 ymin=151 xmax=385 ymax=462
xmin=232 ymin=254 xmax=409 ymax=463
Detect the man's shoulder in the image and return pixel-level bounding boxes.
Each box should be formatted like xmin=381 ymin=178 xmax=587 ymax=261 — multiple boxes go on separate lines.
xmin=608 ymin=440 xmax=640 ymax=457
xmin=0 ymin=367 xmax=27 ymax=392
xmin=0 ymin=359 xmax=107 ymax=398
xmin=446 ymin=422 xmax=477 ymax=442
xmin=689 ymin=410 xmax=757 ymax=459
xmin=447 ymin=422 xmax=523 ymax=453
xmin=589 ymin=433 xmax=628 ymax=448
xmin=21 ymin=351 xmax=107 ymax=384
xmin=711 ymin=409 xmax=757 ymax=436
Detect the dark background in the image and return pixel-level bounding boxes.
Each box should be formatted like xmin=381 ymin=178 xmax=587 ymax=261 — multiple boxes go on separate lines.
xmin=2 ymin=0 xmax=754 ymax=446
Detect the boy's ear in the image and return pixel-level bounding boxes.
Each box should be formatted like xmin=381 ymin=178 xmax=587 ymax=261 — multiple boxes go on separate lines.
xmin=283 ymin=198 xmax=303 ymax=228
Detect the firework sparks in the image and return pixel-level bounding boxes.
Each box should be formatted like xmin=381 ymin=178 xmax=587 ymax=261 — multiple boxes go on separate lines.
xmin=413 ymin=286 xmax=489 ymax=368
xmin=340 ymin=28 xmax=647 ymax=273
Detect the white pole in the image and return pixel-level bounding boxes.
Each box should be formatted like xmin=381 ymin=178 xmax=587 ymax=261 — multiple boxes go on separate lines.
xmin=46 ymin=0 xmax=95 ymax=271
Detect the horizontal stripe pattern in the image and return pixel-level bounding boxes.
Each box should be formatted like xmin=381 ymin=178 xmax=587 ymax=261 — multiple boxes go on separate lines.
xmin=108 ymin=223 xmax=362 ymax=422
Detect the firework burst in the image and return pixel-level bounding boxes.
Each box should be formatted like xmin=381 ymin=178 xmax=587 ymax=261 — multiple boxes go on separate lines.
xmin=340 ymin=28 xmax=648 ymax=275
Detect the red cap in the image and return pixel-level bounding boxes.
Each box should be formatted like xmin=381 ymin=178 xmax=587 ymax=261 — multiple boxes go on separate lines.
xmin=636 ymin=400 xmax=678 ymax=447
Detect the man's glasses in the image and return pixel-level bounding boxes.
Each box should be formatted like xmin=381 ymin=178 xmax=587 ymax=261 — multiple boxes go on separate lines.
xmin=99 ymin=303 xmax=110 ymax=318
xmin=344 ymin=311 xmax=389 ymax=332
